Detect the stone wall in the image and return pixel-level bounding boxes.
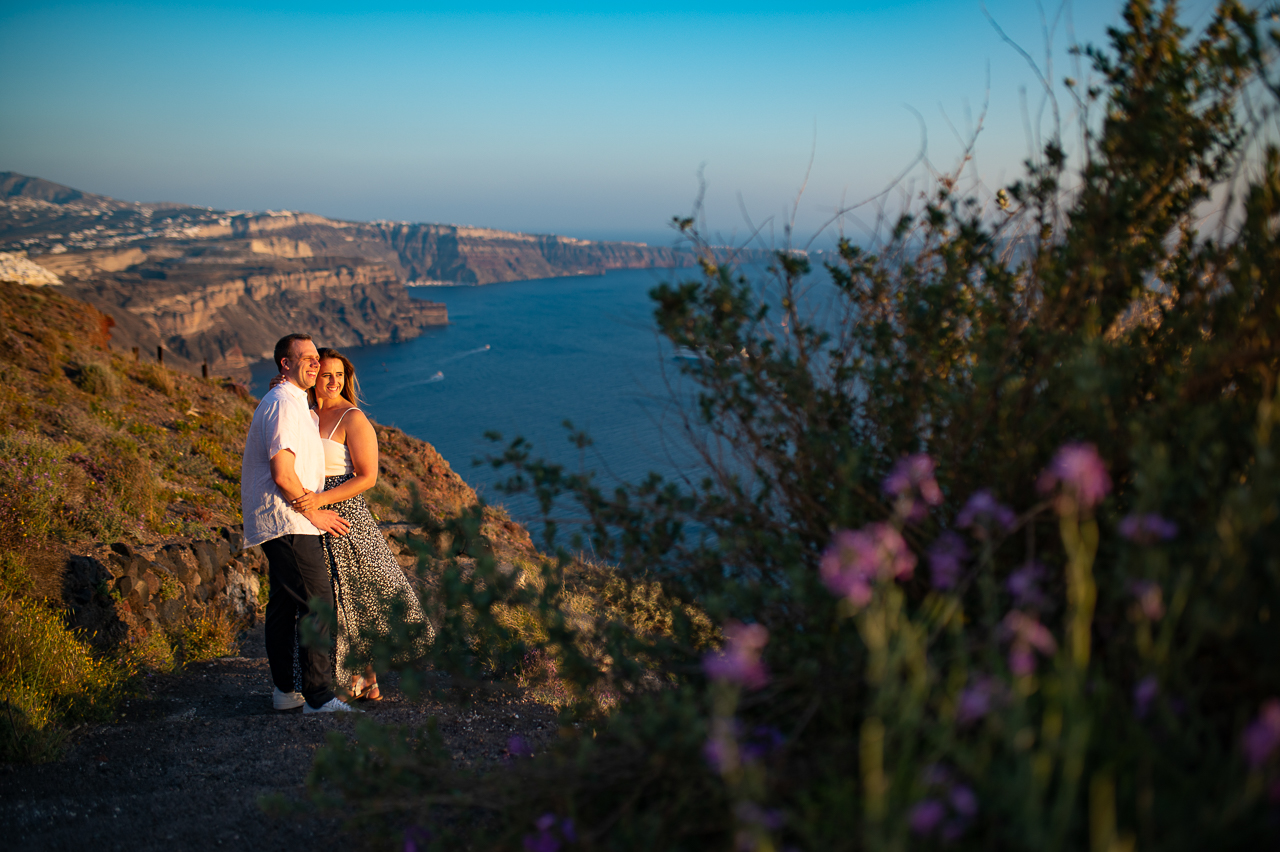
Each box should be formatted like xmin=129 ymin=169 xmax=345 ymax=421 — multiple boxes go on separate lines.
xmin=62 ymin=525 xmax=267 ymax=651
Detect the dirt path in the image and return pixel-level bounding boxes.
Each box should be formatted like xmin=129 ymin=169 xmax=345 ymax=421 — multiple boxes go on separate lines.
xmin=0 ymin=626 xmax=560 ymax=851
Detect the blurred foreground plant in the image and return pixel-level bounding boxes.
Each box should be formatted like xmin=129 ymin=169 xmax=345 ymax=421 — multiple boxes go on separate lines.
xmin=309 ymin=2 xmax=1280 ymax=848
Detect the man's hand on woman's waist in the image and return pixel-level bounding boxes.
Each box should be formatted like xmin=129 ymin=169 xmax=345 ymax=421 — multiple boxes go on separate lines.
xmin=305 ymin=508 xmax=350 ymax=536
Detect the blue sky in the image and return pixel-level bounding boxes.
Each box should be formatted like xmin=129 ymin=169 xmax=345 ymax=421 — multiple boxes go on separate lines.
xmin=0 ymin=1 xmax=1224 ymax=246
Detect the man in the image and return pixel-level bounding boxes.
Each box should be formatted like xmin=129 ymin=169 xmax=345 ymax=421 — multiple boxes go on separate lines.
xmin=241 ymin=333 xmax=358 ymax=713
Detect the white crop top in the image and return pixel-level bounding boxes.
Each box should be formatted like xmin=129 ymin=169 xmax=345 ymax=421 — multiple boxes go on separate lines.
xmin=320 ymin=408 xmax=358 ymax=477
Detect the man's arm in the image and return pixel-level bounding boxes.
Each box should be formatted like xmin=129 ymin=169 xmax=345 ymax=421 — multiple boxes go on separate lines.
xmin=269 ymin=449 xmax=308 ymax=502
xmin=270 ymin=449 xmax=351 ymax=536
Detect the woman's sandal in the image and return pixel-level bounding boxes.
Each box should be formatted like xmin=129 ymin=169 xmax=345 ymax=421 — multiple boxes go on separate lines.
xmin=349 ymin=674 xmax=383 ymax=701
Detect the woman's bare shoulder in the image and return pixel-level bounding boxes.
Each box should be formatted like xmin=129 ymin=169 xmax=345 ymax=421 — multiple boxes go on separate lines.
xmin=343 ymin=408 xmax=375 ymax=437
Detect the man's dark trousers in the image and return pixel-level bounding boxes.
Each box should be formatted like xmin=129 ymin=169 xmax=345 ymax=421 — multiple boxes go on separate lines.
xmin=261 ymin=534 xmax=335 ymax=708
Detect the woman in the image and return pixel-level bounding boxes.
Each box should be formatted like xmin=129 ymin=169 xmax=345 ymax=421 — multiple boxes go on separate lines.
xmin=289 ymin=348 xmax=434 ymax=700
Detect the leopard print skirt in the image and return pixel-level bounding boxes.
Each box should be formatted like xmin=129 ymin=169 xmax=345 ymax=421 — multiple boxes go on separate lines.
xmin=320 ymin=473 xmax=434 ymax=691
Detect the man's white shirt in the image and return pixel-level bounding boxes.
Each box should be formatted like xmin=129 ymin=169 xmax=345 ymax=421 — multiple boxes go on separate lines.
xmin=241 ymin=381 xmax=325 ymax=548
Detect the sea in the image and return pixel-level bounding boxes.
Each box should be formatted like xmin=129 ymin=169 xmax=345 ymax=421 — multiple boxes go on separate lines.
xmin=251 ymin=267 xmax=712 ymax=531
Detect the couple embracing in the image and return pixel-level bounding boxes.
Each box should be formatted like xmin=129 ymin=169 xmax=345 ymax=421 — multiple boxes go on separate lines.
xmin=241 ymin=333 xmax=433 ymax=713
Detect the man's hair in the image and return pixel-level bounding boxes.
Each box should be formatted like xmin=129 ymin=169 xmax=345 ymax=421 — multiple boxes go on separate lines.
xmin=274 ymin=333 xmax=313 ymax=373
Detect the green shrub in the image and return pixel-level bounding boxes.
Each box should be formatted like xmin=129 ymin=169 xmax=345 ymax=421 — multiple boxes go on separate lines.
xmin=174 ymin=608 xmax=240 ymax=664
xmin=0 ymin=562 xmax=134 ymax=762
xmin=190 ymin=435 xmax=238 ymax=480
xmin=98 ymin=433 xmax=156 ymax=522
xmin=134 ymin=361 xmax=174 ymax=396
xmin=72 ymin=361 xmax=118 ymax=397
xmin=309 ymin=3 xmax=1280 ymax=849
xmin=128 ymin=627 xmax=176 ymax=673
xmin=157 ymin=569 xmax=182 ymax=603
xmin=0 ymin=430 xmax=72 ymax=545
xmin=125 ymin=420 xmax=163 ymax=441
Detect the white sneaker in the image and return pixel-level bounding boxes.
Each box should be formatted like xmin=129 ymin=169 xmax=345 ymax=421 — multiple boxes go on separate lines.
xmin=303 ymin=696 xmax=362 ymax=714
xmin=272 ymin=687 xmax=304 ymax=710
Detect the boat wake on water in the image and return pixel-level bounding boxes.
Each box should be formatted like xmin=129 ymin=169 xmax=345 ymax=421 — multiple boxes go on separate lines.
xmin=440 ymin=344 xmax=492 ymax=364
xmin=403 ymin=346 xmax=490 ymax=389
xmin=404 ymin=370 xmax=445 ymax=389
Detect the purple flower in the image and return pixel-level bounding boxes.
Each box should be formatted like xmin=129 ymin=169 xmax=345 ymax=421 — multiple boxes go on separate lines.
xmin=1129 ymin=581 xmax=1165 ymax=621
xmin=922 ymin=763 xmax=953 ymax=786
xmin=1119 ymin=513 xmax=1178 ymax=544
xmin=908 ymin=799 xmax=946 ymax=835
xmin=884 ymin=453 xmax=943 ymax=521
xmin=523 ymin=814 xmax=575 ymax=852
xmin=1133 ymin=676 xmax=1159 ymax=720
xmin=703 ymin=733 xmax=730 ymax=773
xmin=703 ymin=622 xmax=769 ymax=689
xmin=1242 ymin=700 xmax=1280 ymax=769
xmin=927 ymin=532 xmax=968 ymax=590
xmin=523 ymin=832 xmax=558 ymax=852
xmin=507 ymin=735 xmax=531 ymax=758
xmin=740 ymin=726 xmax=785 ymax=762
xmin=1002 ymin=611 xmax=1058 ymax=676
xmin=956 ymin=489 xmax=1016 ymax=533
xmin=1038 ymin=443 xmax=1111 ymax=511
xmin=820 ymin=524 xmax=917 ymax=606
xmin=913 ymin=767 xmax=979 ymax=840
xmin=956 ymin=676 xmax=1001 ymax=725
xmin=734 ymin=802 xmax=785 ymax=831
xmin=949 ymin=785 xmax=978 ymax=818
xmin=403 ymin=825 xmax=432 ymax=852
xmin=1006 ymin=561 xmax=1050 ymax=609
xmin=883 ymin=453 xmax=943 ymax=504
xmin=941 ymin=819 xmax=969 ymax=843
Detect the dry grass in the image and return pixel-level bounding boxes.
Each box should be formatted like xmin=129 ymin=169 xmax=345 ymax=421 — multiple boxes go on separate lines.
xmin=176 ymin=607 xmax=241 ymax=664
xmin=0 ymin=565 xmax=135 ymax=762
xmin=133 ymin=361 xmax=175 ymax=396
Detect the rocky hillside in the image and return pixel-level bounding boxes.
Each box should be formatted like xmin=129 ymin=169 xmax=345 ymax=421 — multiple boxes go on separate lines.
xmin=0 ymin=278 xmax=529 ymax=659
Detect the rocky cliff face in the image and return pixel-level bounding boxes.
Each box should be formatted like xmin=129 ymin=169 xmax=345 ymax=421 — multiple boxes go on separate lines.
xmin=362 ymin=222 xmax=691 ymax=284
xmin=61 ymin=256 xmax=447 ymax=379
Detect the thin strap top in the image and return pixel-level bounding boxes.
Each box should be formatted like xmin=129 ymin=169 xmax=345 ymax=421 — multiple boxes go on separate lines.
xmin=321 ymin=408 xmax=360 ymax=477
xmin=325 ymin=407 xmax=358 ymax=440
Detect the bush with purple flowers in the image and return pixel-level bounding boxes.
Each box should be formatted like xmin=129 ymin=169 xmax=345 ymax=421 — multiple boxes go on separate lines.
xmin=307 ymin=4 xmax=1280 ymax=848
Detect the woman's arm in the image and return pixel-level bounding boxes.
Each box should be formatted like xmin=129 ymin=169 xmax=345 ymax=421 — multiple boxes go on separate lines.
xmin=309 ymin=411 xmax=379 ymax=506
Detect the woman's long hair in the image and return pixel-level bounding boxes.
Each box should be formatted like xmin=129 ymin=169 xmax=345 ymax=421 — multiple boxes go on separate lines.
xmin=308 ymin=347 xmax=363 ymax=408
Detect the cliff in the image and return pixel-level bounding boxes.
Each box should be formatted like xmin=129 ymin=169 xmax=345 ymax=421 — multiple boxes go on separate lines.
xmin=62 ymin=256 xmax=446 ymax=378
xmin=363 ymin=222 xmax=690 ymax=284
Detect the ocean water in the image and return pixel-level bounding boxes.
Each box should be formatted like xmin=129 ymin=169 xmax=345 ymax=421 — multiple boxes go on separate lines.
xmin=251 ymin=268 xmax=709 ymax=526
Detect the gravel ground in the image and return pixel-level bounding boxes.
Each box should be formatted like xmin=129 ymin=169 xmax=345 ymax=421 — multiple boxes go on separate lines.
xmin=0 ymin=624 xmax=560 ymax=851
